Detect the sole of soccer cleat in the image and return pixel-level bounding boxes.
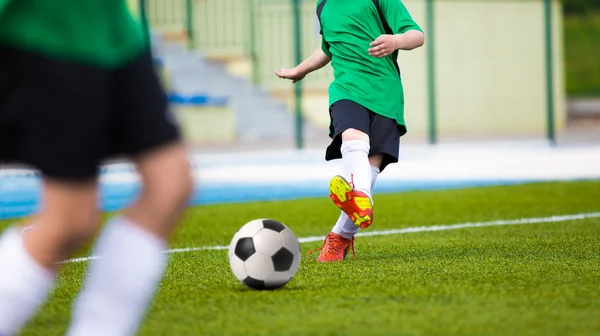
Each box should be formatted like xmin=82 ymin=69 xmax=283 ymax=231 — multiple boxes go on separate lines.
xmin=329 ymin=175 xmax=373 ymax=228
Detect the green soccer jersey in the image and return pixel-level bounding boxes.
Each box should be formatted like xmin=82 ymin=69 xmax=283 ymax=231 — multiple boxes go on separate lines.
xmin=0 ymin=0 xmax=148 ymax=68
xmin=317 ymin=0 xmax=422 ymax=135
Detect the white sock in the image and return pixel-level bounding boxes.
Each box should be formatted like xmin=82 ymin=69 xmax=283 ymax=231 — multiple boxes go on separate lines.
xmin=341 ymin=140 xmax=372 ymax=199
xmin=67 ymin=216 xmax=167 ymax=336
xmin=0 ymin=227 xmax=54 ymax=336
xmin=333 ymin=165 xmax=380 ymax=239
xmin=369 ymin=165 xmax=380 ymax=195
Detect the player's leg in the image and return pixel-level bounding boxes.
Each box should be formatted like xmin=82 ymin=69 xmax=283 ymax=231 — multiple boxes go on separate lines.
xmin=332 ymin=154 xmax=383 ymax=239
xmin=67 ymin=145 xmax=191 ymax=336
xmin=0 ymin=180 xmax=100 ymax=335
xmin=326 ymin=101 xmax=374 ymax=229
xmin=67 ymin=51 xmax=193 ymax=336
xmin=308 ymin=101 xmax=372 ymax=262
xmin=0 ymin=46 xmax=108 ymax=335
xmin=310 ymin=155 xmax=381 ymax=262
xmin=313 ymin=112 xmax=401 ymax=262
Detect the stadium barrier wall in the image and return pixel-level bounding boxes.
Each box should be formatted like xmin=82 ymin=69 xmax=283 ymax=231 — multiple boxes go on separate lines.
xmin=169 ymin=93 xmax=236 ymax=143
xmin=154 ymin=57 xmax=235 ymax=144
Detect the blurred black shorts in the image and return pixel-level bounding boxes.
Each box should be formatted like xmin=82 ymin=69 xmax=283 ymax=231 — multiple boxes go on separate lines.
xmin=0 ymin=45 xmax=182 ymax=181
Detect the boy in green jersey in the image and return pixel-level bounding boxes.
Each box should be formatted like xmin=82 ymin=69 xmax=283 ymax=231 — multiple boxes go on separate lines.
xmin=276 ymin=0 xmax=424 ymax=262
xmin=0 ymin=1 xmax=193 ymax=335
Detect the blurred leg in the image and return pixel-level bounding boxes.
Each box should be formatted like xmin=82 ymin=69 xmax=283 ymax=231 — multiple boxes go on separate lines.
xmin=67 ymin=51 xmax=193 ymax=336
xmin=0 ymin=179 xmax=100 ymax=335
xmin=0 ymin=44 xmax=107 ymax=335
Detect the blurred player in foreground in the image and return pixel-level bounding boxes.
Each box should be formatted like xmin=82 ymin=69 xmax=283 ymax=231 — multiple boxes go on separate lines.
xmin=275 ymin=0 xmax=424 ymax=262
xmin=0 ymin=0 xmax=193 ymax=335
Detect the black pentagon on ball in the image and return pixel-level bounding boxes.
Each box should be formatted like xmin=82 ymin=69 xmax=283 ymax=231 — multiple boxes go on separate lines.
xmin=234 ymin=237 xmax=256 ymax=261
xmin=243 ymin=276 xmax=266 ymax=290
xmin=271 ymin=247 xmax=294 ymax=272
xmin=262 ymin=219 xmax=286 ymax=232
xmin=243 ymin=277 xmax=287 ymax=291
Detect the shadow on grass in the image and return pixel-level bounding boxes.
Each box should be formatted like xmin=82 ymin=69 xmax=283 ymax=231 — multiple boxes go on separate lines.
xmin=232 ymin=284 xmax=306 ymax=293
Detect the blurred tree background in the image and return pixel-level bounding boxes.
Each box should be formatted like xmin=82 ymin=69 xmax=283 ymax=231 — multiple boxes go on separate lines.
xmin=563 ymin=0 xmax=600 ymax=14
xmin=563 ymin=0 xmax=600 ymax=96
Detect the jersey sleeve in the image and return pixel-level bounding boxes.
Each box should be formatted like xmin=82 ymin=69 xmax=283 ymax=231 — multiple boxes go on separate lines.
xmin=381 ymin=0 xmax=423 ymax=34
xmin=316 ymin=11 xmax=332 ymax=58
xmin=321 ymin=38 xmax=332 ymax=58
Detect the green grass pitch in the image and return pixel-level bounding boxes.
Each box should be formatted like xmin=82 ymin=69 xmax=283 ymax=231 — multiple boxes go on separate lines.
xmin=1 ymin=181 xmax=599 ymax=336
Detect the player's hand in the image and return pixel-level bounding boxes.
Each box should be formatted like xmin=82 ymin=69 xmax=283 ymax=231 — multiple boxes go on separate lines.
xmin=275 ymin=67 xmax=305 ymax=83
xmin=368 ymin=34 xmax=399 ymax=58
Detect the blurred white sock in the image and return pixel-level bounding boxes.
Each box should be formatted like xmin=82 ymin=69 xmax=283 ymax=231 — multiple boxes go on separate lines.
xmin=0 ymin=227 xmax=54 ymax=336
xmin=67 ymin=216 xmax=167 ymax=336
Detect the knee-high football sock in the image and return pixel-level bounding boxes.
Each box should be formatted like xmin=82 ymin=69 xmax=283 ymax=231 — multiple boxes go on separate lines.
xmin=333 ymin=165 xmax=380 ymax=239
xmin=0 ymin=227 xmax=55 ymax=336
xmin=341 ymin=140 xmax=372 ymax=198
xmin=67 ymin=216 xmax=167 ymax=336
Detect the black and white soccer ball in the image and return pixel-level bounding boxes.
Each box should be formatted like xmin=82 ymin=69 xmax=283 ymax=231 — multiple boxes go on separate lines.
xmin=228 ymin=219 xmax=301 ymax=290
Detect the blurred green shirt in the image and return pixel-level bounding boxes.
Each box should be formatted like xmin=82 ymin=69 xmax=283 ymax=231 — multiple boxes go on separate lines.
xmin=0 ymin=0 xmax=148 ymax=68
xmin=317 ymin=0 xmax=422 ymax=135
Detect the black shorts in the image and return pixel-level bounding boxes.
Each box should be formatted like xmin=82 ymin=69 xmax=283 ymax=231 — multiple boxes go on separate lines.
xmin=0 ymin=45 xmax=181 ymax=181
xmin=325 ymin=99 xmax=404 ymax=172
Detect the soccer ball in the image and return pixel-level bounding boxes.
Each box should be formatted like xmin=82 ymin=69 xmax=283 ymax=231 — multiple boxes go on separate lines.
xmin=228 ymin=219 xmax=301 ymax=290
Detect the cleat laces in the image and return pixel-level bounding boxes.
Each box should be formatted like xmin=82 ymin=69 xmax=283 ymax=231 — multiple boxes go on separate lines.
xmin=307 ymin=233 xmax=356 ymax=259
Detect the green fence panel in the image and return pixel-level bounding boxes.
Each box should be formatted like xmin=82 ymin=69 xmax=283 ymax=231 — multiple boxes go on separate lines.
xmin=192 ymin=0 xmax=248 ymax=58
xmin=253 ymin=0 xmax=332 ymax=90
xmin=146 ymin=0 xmax=187 ymax=32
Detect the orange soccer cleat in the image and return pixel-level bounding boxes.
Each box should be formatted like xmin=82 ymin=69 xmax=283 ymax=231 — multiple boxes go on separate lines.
xmin=328 ymin=175 xmax=373 ymax=229
xmin=308 ymin=232 xmax=356 ymax=262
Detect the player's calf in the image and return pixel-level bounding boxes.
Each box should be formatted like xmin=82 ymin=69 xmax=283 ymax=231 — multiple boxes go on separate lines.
xmin=124 ymin=142 xmax=194 ymax=238
xmin=0 ymin=179 xmax=100 ymax=336
xmin=67 ymin=142 xmax=193 ymax=336
xmin=22 ymin=180 xmax=101 ymax=268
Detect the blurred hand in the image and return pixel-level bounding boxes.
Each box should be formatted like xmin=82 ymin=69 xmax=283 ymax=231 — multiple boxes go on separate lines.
xmin=275 ymin=67 xmax=305 ymax=83
xmin=368 ymin=34 xmax=399 ymax=58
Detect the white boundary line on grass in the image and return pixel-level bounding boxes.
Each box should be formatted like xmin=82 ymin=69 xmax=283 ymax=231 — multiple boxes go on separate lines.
xmin=63 ymin=211 xmax=600 ymax=264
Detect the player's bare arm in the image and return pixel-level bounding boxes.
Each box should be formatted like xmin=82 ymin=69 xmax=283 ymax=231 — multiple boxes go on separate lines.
xmin=275 ymin=47 xmax=331 ymax=83
xmin=368 ymin=29 xmax=424 ymax=58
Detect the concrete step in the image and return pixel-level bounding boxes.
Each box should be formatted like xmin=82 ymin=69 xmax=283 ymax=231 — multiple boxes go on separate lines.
xmin=568 ymin=98 xmax=600 ymax=118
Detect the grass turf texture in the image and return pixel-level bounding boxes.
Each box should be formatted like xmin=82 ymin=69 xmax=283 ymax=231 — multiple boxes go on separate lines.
xmin=1 ymin=180 xmax=599 ymax=336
